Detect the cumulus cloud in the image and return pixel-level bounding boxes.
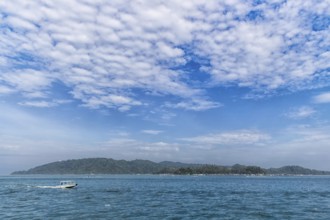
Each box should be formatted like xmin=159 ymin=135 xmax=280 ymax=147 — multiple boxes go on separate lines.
xmin=1 ymin=69 xmax=53 ymax=94
xmin=195 ymin=1 xmax=329 ymax=91
xmin=0 ymin=0 xmax=329 ymax=111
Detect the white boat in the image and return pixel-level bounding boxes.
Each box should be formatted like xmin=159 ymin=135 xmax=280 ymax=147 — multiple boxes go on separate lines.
xmin=58 ymin=180 xmax=78 ymax=189
xmin=36 ymin=180 xmax=78 ymax=189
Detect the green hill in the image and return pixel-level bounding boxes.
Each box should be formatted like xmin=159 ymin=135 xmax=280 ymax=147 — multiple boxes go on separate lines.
xmin=11 ymin=158 xmax=196 ymax=175
xmin=266 ymin=165 xmax=330 ymax=175
xmin=11 ymin=158 xmax=330 ymax=175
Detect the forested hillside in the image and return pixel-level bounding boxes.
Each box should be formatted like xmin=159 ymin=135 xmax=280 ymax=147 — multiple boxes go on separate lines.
xmin=11 ymin=158 xmax=330 ymax=175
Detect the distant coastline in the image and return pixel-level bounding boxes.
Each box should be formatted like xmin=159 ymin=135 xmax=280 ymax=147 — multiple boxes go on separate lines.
xmin=11 ymin=158 xmax=330 ymax=176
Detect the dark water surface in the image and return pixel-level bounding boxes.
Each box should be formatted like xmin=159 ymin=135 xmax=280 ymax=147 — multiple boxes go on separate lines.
xmin=1 ymin=175 xmax=330 ymax=219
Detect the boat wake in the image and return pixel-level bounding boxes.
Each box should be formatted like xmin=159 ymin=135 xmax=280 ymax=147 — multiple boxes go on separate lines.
xmin=35 ymin=185 xmax=64 ymax=189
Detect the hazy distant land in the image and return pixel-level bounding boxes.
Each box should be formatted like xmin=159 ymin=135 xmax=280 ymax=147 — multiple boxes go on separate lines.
xmin=11 ymin=158 xmax=330 ymax=175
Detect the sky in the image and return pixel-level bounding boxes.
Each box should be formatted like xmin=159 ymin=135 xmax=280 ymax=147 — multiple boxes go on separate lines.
xmin=0 ymin=0 xmax=329 ymax=174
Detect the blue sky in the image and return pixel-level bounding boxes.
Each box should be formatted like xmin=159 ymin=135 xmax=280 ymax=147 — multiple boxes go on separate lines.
xmin=0 ymin=0 xmax=329 ymax=174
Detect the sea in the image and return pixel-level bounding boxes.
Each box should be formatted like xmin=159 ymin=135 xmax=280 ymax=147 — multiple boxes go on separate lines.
xmin=1 ymin=175 xmax=330 ymax=219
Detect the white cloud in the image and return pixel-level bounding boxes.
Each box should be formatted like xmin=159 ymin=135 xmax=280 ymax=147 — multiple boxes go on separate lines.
xmin=1 ymin=69 xmax=53 ymax=94
xmin=142 ymin=109 xmax=177 ymax=126
xmin=138 ymin=142 xmax=180 ymax=153
xmin=79 ymin=93 xmax=142 ymax=110
xmin=181 ymin=130 xmax=270 ymax=146
xmin=107 ymin=130 xmax=131 ymax=138
xmin=100 ymin=138 xmax=181 ymax=161
xmin=18 ymin=99 xmax=71 ymax=108
xmin=0 ymin=0 xmax=329 ymax=111
xmin=166 ymin=98 xmax=222 ymax=111
xmin=18 ymin=100 xmax=56 ymax=108
xmin=285 ymin=106 xmax=316 ymax=119
xmin=0 ymin=85 xmax=14 ymax=95
xmin=313 ymin=92 xmax=330 ymax=103
xmin=264 ymin=124 xmax=330 ymax=168
xmin=142 ymin=130 xmax=163 ymax=135
xmin=282 ymin=124 xmax=330 ymax=143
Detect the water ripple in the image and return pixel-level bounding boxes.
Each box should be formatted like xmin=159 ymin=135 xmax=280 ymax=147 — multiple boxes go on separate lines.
xmin=1 ymin=175 xmax=330 ymax=219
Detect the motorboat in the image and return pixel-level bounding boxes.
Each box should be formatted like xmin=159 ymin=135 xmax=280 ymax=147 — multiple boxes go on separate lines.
xmin=35 ymin=180 xmax=78 ymax=189
xmin=58 ymin=180 xmax=78 ymax=189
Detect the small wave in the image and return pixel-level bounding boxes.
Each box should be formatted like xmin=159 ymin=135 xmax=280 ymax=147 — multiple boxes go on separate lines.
xmin=0 ymin=184 xmax=30 ymax=195
xmin=105 ymin=189 xmax=121 ymax=193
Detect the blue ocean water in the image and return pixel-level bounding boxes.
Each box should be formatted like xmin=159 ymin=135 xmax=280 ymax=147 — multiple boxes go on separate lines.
xmin=1 ymin=175 xmax=330 ymax=219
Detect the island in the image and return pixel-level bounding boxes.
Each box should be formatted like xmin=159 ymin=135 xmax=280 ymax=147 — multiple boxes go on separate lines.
xmin=11 ymin=158 xmax=330 ymax=175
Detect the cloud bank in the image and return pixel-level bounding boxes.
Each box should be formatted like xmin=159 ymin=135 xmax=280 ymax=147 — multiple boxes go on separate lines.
xmin=0 ymin=0 xmax=329 ymax=111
